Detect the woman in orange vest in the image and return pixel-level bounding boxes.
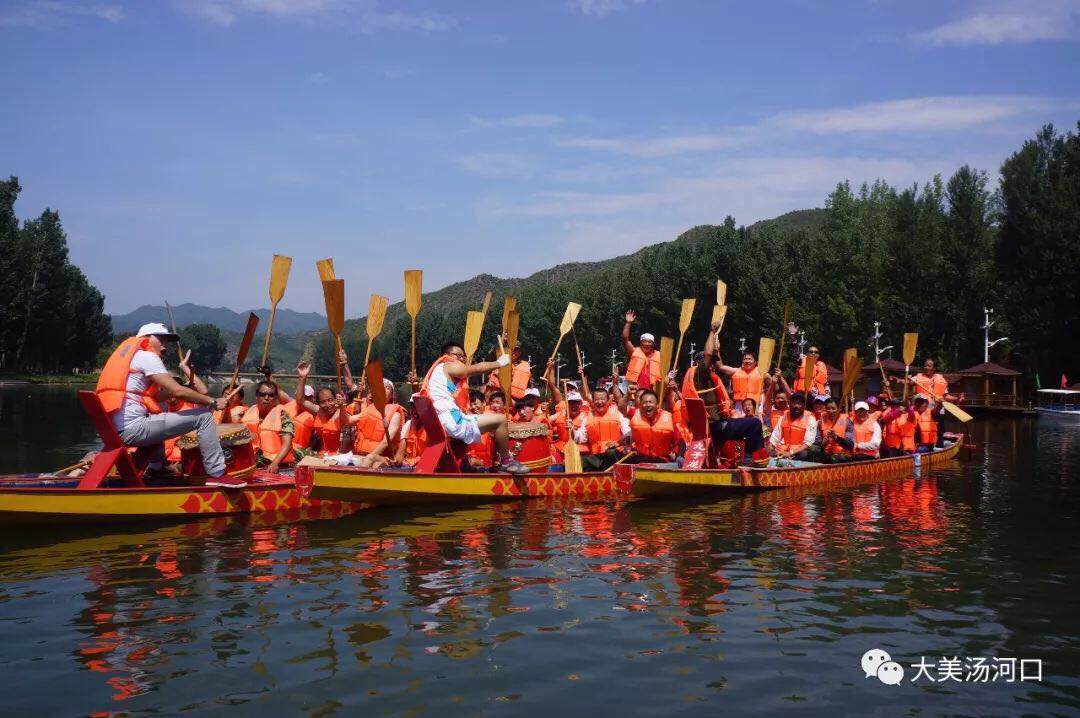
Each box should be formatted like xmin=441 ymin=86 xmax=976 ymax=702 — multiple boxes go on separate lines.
xmin=819 ymin=397 xmax=855 ymax=462
xmin=880 ymin=398 xmax=917 ymax=457
xmin=792 ymin=346 xmax=830 ymax=398
xmin=241 ymin=380 xmax=295 ymax=473
xmin=628 ymin=390 xmax=679 ymax=464
xmin=912 ymin=396 xmax=938 ymax=452
xmin=621 ymin=310 xmax=662 ymax=389
xmin=768 ymin=392 xmax=819 ymax=461
xmin=578 ymin=387 xmax=631 ymax=471
xmin=717 ymin=351 xmax=768 ymax=416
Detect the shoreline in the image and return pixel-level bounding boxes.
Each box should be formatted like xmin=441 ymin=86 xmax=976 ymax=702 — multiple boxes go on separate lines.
xmin=0 ymin=375 xmax=98 ymax=388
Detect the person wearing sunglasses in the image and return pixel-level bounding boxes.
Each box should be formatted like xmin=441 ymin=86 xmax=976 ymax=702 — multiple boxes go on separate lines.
xmin=792 ymin=346 xmax=830 ymax=400
xmin=241 ymin=380 xmax=296 ymax=476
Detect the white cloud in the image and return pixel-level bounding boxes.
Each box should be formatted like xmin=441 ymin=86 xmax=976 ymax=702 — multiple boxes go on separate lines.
xmin=913 ymin=0 xmax=1080 ymax=45
xmin=307 ymin=71 xmax=330 ymax=84
xmin=557 ymin=134 xmax=736 ymax=157
xmin=470 ymin=114 xmax=565 ymax=128
xmin=456 ymin=152 xmax=537 ymax=179
xmin=771 ymin=95 xmax=1065 ymax=133
xmin=569 ymin=0 xmax=651 ymax=18
xmin=0 ymin=1 xmax=125 ymax=28
xmin=381 ymin=66 xmax=414 ymax=79
xmin=180 ymin=0 xmax=456 ymax=31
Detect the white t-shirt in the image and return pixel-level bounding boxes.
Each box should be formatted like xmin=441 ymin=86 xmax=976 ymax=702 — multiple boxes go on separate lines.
xmin=113 ymin=349 xmax=168 ymax=432
xmin=428 ymin=363 xmax=467 ymax=432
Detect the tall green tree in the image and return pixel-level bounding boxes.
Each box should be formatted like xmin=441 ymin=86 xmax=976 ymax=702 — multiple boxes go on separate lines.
xmin=178 ymin=323 xmax=227 ymax=372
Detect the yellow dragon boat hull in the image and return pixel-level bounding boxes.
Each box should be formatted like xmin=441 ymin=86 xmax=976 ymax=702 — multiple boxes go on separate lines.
xmin=626 ymin=436 xmax=964 ymax=497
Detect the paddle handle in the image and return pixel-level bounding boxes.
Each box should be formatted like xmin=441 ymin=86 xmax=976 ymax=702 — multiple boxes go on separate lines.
xmin=902 ymin=366 xmax=910 ymax=402
xmin=549 ymin=333 xmax=566 ymax=364
xmin=878 ymin=361 xmax=893 ymax=399
xmin=260 ymin=302 xmax=278 ymax=368
xmin=410 ymin=315 xmax=417 ymax=377
xmin=333 ymin=332 xmax=343 ymax=395
xmin=612 ymin=451 xmax=636 ymax=466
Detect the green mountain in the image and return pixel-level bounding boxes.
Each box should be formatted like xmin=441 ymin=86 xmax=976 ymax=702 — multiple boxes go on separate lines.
xmin=110 ymin=303 xmax=325 ymax=335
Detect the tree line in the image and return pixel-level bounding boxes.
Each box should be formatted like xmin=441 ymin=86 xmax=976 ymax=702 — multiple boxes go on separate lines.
xmin=313 ymin=122 xmax=1079 ymax=390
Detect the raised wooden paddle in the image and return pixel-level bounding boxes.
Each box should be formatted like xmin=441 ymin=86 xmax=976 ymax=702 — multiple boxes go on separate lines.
xmin=711 ymin=304 xmax=727 ymax=333
xmin=321 ymin=279 xmax=345 ymax=395
xmin=480 ymin=291 xmax=493 ymax=322
xmin=500 ymin=309 xmax=521 ymax=405
xmin=363 ymin=293 xmax=390 ymax=378
xmin=563 ymin=430 xmax=583 ymax=474
xmin=404 ymin=269 xmax=422 ymax=377
xmin=655 ymin=335 xmax=675 ymax=404
xmin=501 ymin=296 xmax=517 ymax=335
xmin=800 ymin=352 xmax=817 ymax=397
xmin=841 ymin=349 xmax=862 ymax=413
xmin=229 ymin=312 xmax=260 ymax=392
xmin=716 ymin=279 xmax=727 ymax=307
xmin=464 ymin=310 xmax=485 ymax=364
xmin=259 ymin=254 xmax=293 ymax=371
xmin=775 ymin=297 xmax=792 ymax=372
xmin=902 ymin=332 xmax=918 ymax=402
xmin=316 ymin=257 xmax=335 ymax=282
xmin=671 ymin=298 xmax=696 ymax=379
xmin=941 ymin=400 xmax=974 ymax=423
xmin=548 ymin=302 xmax=582 ymax=363
xmin=758 ymin=337 xmax=776 ymax=377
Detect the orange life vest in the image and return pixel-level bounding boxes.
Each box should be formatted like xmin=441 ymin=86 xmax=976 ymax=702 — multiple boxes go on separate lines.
xmin=731 ymin=367 xmax=764 ymax=402
xmin=550 ymin=410 xmax=590 ymax=454
xmin=793 ymin=361 xmax=829 ymax=394
xmin=242 ymin=404 xmax=295 ymax=464
xmin=914 ymin=407 xmax=937 ymax=446
xmin=625 ymin=347 xmax=661 ymax=386
xmin=630 ymin=409 xmax=677 ymax=459
xmin=884 ymin=411 xmax=916 ymax=451
xmin=403 ymin=419 xmax=420 ymax=465
xmin=213 ymin=405 xmax=247 ymax=425
xmin=384 ymin=403 xmax=406 ymax=454
xmin=821 ymin=414 xmax=851 ymax=456
xmin=853 ymin=418 xmax=879 ymax=457
xmin=353 ymin=403 xmax=387 ymax=455
xmin=778 ymin=412 xmax=811 ymax=451
xmin=586 ymin=405 xmax=624 ymax=454
xmin=312 ymin=411 xmax=342 ymax=454
xmin=487 ymin=361 xmax=532 ymax=400
xmin=288 ymin=401 xmax=314 ymax=449
xmin=681 ymin=364 xmax=731 ymax=417
xmin=768 ymin=407 xmax=785 ymax=430
xmin=913 ymin=373 xmax=948 ymax=400
xmin=421 ymin=354 xmax=471 ymax=411
xmin=95 ymin=336 xmax=163 ymax=415
xmin=467 ymin=432 xmax=494 ymax=467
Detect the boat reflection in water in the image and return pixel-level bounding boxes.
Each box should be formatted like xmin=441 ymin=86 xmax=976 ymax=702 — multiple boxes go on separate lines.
xmin=1 ymin=421 xmax=1077 ymax=715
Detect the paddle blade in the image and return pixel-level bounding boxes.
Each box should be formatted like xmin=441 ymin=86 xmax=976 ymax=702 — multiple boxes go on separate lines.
xmin=464 ymin=310 xmax=485 ymax=361
xmin=758 ymin=337 xmax=775 ymax=372
xmin=501 ymin=296 xmax=517 ymax=334
xmin=316 ymin=258 xmax=336 ymax=282
xmin=801 ymin=354 xmax=817 ymax=393
xmin=404 ymin=270 xmax=422 ymax=317
xmin=236 ymin=312 xmax=260 ymax=367
xmin=366 ymin=360 xmax=387 ymax=414
xmin=505 ymin=309 xmax=521 ymax=350
xmin=480 ymin=291 xmax=493 ymax=319
xmin=366 ymin=294 xmax=390 ymax=339
xmin=269 ymin=254 xmax=292 ymax=303
xmin=711 ymin=304 xmax=727 ymax=332
xmin=841 ymin=353 xmax=863 ymax=400
xmin=322 ymin=279 xmax=345 ymax=335
xmin=716 ymin=280 xmax=727 ymax=307
xmin=658 ymin=336 xmax=674 ymax=378
xmin=679 ymin=298 xmax=696 ymax=333
xmin=942 ymin=400 xmax=974 ymax=423
xmin=563 ymin=438 xmax=583 ymax=474
xmin=559 ymin=302 xmax=582 ymax=335
xmin=903 ymin=332 xmax=918 ymax=366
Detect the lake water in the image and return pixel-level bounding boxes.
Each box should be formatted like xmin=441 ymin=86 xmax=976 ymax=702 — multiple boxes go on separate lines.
xmin=0 ymin=386 xmax=1078 ymax=715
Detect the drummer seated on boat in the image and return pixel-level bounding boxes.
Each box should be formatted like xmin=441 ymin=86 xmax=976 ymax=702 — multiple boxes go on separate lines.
xmin=422 ymin=341 xmax=529 ymax=475
xmin=95 ymin=322 xmax=238 ymax=485
xmin=769 ymin=392 xmax=820 ymax=462
xmin=576 ymin=387 xmax=631 ymax=471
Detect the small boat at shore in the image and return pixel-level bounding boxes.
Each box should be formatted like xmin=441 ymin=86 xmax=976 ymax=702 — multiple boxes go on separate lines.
xmin=0 ymin=470 xmax=362 ymax=525
xmin=1035 ymin=389 xmax=1080 ymax=416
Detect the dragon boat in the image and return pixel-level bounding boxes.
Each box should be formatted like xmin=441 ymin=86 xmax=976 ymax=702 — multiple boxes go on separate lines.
xmin=0 ymin=391 xmax=362 ymax=526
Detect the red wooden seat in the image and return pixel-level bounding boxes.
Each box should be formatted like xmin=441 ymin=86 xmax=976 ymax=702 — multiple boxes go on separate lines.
xmin=412 ymin=395 xmax=469 ymax=474
xmin=76 ymin=390 xmax=147 ymax=489
xmin=681 ymin=397 xmax=714 ymax=470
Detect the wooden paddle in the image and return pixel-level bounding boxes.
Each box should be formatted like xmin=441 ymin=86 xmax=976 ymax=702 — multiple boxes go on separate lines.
xmin=841 ymin=349 xmax=862 ymax=413
xmin=500 ymin=309 xmax=521 ymax=405
xmin=316 ymin=257 xmax=335 ymax=282
xmin=775 ymin=297 xmax=792 ymax=372
xmin=800 ymin=352 xmax=817 ymax=397
xmin=480 ymin=291 xmax=493 ymax=322
xmin=655 ymin=336 xmax=675 ymax=404
xmin=404 ymin=269 xmax=422 ymax=377
xmin=941 ymin=400 xmax=974 ymax=423
xmin=671 ymin=298 xmax=696 ymax=379
xmin=229 ymin=312 xmax=260 ymax=392
xmin=563 ymin=431 xmax=583 ymax=474
xmin=363 ymin=293 xmax=390 ymax=378
xmin=758 ymin=337 xmax=776 ymax=378
xmin=464 ymin=310 xmax=485 ymax=364
xmin=501 ymin=296 xmax=517 ymax=335
xmin=716 ymin=279 xmax=727 ymax=307
xmin=321 ymin=279 xmax=345 ymax=395
xmin=711 ymin=304 xmax=727 ymax=333
xmin=902 ymin=332 xmax=918 ymax=402
xmin=259 ymin=254 xmax=293 ymax=372
xmin=164 ymin=300 xmax=188 ymax=384
xmin=548 ymin=302 xmax=582 ymax=363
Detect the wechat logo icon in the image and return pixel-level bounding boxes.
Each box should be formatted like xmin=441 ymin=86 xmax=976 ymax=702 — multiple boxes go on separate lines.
xmin=862 ymin=648 xmax=905 ymax=685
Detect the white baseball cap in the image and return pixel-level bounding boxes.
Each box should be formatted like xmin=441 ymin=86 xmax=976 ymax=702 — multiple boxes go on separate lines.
xmin=524 ymin=387 xmax=540 ymax=397
xmin=854 ymin=401 xmax=870 ymax=411
xmin=640 ymin=332 xmax=655 ymax=342
xmin=383 ymin=378 xmax=394 ymax=392
xmin=566 ymin=391 xmax=583 ymax=402
xmin=136 ymin=322 xmax=179 ymax=340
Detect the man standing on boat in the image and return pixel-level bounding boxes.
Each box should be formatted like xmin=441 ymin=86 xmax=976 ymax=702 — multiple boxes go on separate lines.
xmin=421 ymin=341 xmax=529 ymax=475
xmin=909 ymin=358 xmax=959 ymax=448
xmin=95 ymin=323 xmax=237 ymax=485
xmin=621 ymin=310 xmax=662 ymax=390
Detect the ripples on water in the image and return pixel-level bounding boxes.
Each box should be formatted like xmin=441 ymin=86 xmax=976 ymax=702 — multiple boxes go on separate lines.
xmin=0 ymin=417 xmax=1078 ymax=715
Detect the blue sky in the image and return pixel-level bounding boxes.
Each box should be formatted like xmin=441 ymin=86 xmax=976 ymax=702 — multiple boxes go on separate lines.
xmin=2 ymin=0 xmax=1078 ymax=315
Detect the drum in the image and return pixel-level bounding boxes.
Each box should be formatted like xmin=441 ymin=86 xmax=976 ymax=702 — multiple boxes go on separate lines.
xmin=508 ymin=422 xmax=553 ymax=473
xmin=178 ymin=423 xmax=257 ymax=480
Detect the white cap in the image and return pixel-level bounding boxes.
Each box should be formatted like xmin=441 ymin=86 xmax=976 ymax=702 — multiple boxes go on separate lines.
xmin=854 ymin=401 xmax=870 ymax=411
xmin=383 ymin=378 xmax=394 ymax=392
xmin=524 ymin=387 xmax=540 ymax=397
xmin=304 ymin=385 xmax=316 ymax=398
xmin=640 ymin=332 xmax=655 ymax=342
xmin=567 ymin=391 xmax=583 ymax=402
xmin=136 ymin=322 xmax=179 ymax=340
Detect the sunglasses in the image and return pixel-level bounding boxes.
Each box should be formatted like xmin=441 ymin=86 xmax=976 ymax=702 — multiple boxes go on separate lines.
xmin=256 ymin=391 xmax=277 ymax=398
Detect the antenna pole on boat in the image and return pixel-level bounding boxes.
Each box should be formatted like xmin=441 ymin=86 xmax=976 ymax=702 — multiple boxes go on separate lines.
xmin=739 ymin=337 xmax=747 ymax=354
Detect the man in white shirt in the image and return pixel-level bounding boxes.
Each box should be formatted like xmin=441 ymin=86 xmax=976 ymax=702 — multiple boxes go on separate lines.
xmin=96 ymin=323 xmax=240 ymax=486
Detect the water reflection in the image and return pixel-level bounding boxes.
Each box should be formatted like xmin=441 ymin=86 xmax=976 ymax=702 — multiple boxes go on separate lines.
xmin=0 ymin=418 xmax=1078 ymax=714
